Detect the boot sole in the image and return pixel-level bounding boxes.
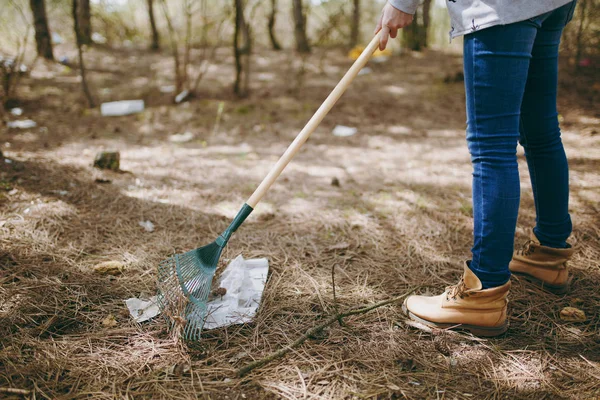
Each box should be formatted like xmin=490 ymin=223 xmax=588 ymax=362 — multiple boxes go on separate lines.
xmin=511 ymin=271 xmax=571 ymax=295
xmin=402 ymin=303 xmax=508 ymax=338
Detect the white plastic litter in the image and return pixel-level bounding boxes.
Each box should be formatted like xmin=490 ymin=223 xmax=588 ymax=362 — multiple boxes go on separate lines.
xmin=10 ymin=108 xmax=23 ymax=116
xmin=175 ymin=90 xmax=189 ymax=104
xmin=371 ymin=56 xmax=390 ymax=63
xmin=92 ymin=32 xmax=107 ymax=44
xmin=52 ymin=32 xmax=64 ymax=44
xmin=138 ymin=220 xmax=155 ymax=232
xmin=101 ymin=100 xmax=144 ymax=117
xmin=125 ymin=296 xmax=160 ymax=323
xmin=358 ymin=67 xmax=372 ymax=76
xmin=160 ymin=85 xmax=176 ymax=93
xmin=332 ymin=125 xmax=357 ymax=137
xmin=169 ymin=131 xmax=194 ymax=143
xmin=203 ymin=255 xmax=269 ymax=330
xmin=7 ymin=120 xmax=36 ymax=129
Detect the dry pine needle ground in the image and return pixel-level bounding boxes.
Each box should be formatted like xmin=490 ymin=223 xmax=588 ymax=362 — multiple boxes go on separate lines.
xmin=1 ymin=47 xmax=599 ymax=399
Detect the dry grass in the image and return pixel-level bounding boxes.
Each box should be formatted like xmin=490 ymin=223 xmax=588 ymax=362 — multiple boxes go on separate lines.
xmin=1 ymin=45 xmax=599 ymax=399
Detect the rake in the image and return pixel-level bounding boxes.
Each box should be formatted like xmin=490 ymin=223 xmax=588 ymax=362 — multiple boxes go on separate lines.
xmin=157 ymin=32 xmax=383 ymax=340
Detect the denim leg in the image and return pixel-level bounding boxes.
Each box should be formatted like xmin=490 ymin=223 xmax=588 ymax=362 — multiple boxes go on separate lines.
xmin=519 ymin=12 xmax=573 ymax=249
xmin=463 ymin=23 xmax=537 ymax=288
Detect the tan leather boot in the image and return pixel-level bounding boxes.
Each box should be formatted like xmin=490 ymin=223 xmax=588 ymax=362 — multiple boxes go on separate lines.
xmin=509 ymin=231 xmax=574 ymax=294
xmin=402 ymin=262 xmax=509 ymax=337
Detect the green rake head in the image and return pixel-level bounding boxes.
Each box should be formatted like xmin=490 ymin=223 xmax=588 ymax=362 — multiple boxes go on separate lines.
xmin=156 ymin=204 xmax=253 ymax=341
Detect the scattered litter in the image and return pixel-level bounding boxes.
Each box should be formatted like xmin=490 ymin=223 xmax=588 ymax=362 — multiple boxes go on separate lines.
xmin=51 ymin=190 xmax=68 ymax=196
xmin=257 ymin=72 xmax=275 ymax=82
xmin=4 ymin=159 xmax=12 ymax=164
xmin=332 ymin=125 xmax=357 ymax=137
xmin=160 ymin=85 xmax=176 ymax=93
xmin=52 ymin=32 xmax=64 ymax=44
xmin=94 ymin=151 xmax=120 ymax=171
xmin=92 ymin=32 xmax=107 ymax=44
xmin=169 ymin=131 xmax=194 ymax=143
xmin=8 ymin=189 xmax=18 ymax=196
xmin=138 ymin=220 xmax=155 ymax=232
xmin=102 ymin=314 xmax=118 ymax=327
xmin=203 ymin=255 xmax=269 ymax=330
xmin=409 ymin=381 xmax=421 ymax=386
xmin=125 ymin=296 xmax=160 ymax=323
xmin=560 ymin=307 xmax=586 ymax=322
xmin=10 ymin=108 xmax=23 ymax=116
xmin=101 ymin=100 xmax=144 ymax=117
xmin=358 ymin=67 xmax=372 ymax=76
xmin=175 ymin=90 xmax=190 ymax=104
xmin=371 ymin=56 xmax=389 ymax=63
xmin=7 ymin=120 xmax=37 ymax=129
xmin=93 ymin=261 xmax=125 ymax=276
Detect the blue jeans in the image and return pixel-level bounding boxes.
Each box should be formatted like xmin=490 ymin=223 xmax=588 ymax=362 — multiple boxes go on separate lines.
xmin=463 ymin=2 xmax=576 ymax=288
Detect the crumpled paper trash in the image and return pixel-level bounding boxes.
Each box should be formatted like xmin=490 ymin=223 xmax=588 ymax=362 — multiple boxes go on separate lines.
xmin=125 ymin=296 xmax=160 ymax=323
xmin=125 ymin=256 xmax=269 ymax=328
xmin=203 ymin=255 xmax=269 ymax=330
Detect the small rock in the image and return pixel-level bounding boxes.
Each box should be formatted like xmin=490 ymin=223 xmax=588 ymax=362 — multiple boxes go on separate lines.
xmin=560 ymin=306 xmax=586 ymax=322
xmin=94 ymin=151 xmax=120 ymax=171
xmin=169 ymin=132 xmax=194 ymax=143
xmin=102 ymin=314 xmax=117 ymax=327
xmin=139 ymin=220 xmax=155 ymax=232
xmin=93 ymin=261 xmax=125 ymax=276
xmin=331 ymin=177 xmax=340 ymax=187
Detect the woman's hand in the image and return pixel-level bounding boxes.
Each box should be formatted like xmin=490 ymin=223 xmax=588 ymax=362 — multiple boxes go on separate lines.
xmin=375 ymin=2 xmax=414 ymax=50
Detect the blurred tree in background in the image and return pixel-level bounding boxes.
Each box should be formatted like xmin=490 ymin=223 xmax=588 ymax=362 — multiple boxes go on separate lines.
xmin=0 ymin=0 xmax=598 ymax=110
xmin=29 ymin=0 xmax=54 ymax=59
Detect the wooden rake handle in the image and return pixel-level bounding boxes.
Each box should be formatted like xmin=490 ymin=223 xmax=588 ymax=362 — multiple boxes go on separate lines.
xmin=246 ymin=32 xmax=382 ymax=209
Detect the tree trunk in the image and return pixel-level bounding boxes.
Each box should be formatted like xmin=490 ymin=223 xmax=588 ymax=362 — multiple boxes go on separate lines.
xmin=292 ymin=0 xmax=310 ymax=53
xmin=78 ymin=0 xmax=92 ymax=44
xmin=575 ymin=0 xmax=588 ymax=70
xmin=73 ymin=0 xmax=95 ymax=108
xmin=29 ymin=0 xmax=54 ymax=60
xmin=147 ymin=0 xmax=160 ymax=50
xmin=349 ymin=0 xmax=360 ymax=48
xmin=267 ymin=0 xmax=282 ymax=50
xmin=234 ymin=0 xmax=251 ymax=96
xmin=402 ymin=9 xmax=421 ymax=51
xmin=421 ymin=0 xmax=431 ymax=48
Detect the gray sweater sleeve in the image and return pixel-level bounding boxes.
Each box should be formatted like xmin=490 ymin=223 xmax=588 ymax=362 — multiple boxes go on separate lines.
xmin=388 ymin=0 xmax=419 ymax=15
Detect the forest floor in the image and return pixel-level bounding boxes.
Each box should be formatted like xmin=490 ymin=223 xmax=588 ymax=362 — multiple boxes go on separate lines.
xmin=1 ymin=43 xmax=599 ymax=399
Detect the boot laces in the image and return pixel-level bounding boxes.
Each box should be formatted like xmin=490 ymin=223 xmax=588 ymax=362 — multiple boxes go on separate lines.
xmin=517 ymin=239 xmax=536 ymax=256
xmin=446 ymin=278 xmax=468 ymax=301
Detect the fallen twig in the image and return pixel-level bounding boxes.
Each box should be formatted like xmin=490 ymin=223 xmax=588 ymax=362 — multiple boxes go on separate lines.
xmin=237 ymin=289 xmax=417 ymax=377
xmin=0 ymin=387 xmax=31 ymax=395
